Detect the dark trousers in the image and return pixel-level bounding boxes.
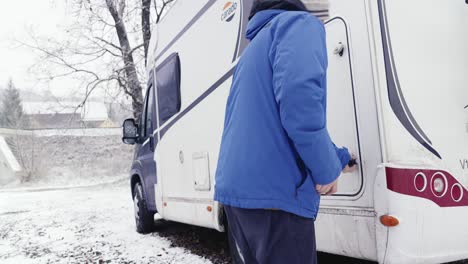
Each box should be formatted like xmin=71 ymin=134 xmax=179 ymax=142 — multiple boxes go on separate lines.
xmin=224 ymin=205 xmax=318 ymax=264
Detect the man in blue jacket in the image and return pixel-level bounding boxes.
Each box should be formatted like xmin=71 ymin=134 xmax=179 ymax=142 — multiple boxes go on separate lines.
xmin=214 ymin=0 xmax=357 ymax=263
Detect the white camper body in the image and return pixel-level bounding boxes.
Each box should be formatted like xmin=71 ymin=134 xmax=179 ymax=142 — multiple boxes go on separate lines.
xmin=142 ymin=0 xmax=468 ymax=262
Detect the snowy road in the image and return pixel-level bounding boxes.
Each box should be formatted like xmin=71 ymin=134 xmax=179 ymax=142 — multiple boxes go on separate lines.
xmin=0 ymin=181 xmax=215 ymax=264
xmin=0 ymin=180 xmax=380 ymax=264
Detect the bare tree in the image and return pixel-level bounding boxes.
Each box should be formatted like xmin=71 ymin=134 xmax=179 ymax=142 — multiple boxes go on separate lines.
xmin=23 ymin=0 xmax=175 ymax=120
xmin=105 ymin=0 xmax=145 ymax=118
xmin=153 ymin=0 xmax=175 ymax=23
xmin=6 ymin=133 xmax=44 ymax=183
xmin=142 ymin=0 xmax=152 ymax=63
xmin=143 ymin=0 xmax=173 ymax=63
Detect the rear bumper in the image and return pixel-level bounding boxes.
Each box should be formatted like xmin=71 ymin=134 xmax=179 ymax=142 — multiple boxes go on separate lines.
xmin=375 ymin=166 xmax=468 ymax=264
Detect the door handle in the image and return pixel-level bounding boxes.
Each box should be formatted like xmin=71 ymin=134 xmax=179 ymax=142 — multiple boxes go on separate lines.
xmin=348 ymin=158 xmax=357 ymax=167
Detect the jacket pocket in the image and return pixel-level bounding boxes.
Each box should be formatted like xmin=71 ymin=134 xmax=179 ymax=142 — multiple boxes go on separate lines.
xmin=295 ymin=175 xmax=319 ymax=210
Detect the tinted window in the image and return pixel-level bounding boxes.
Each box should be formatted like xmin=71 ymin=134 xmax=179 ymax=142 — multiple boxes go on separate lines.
xmin=139 ymin=90 xmax=148 ymax=138
xmin=145 ymin=85 xmax=155 ymax=137
xmin=156 ymin=53 xmax=181 ymax=125
xmin=140 ymin=84 xmax=155 ymax=139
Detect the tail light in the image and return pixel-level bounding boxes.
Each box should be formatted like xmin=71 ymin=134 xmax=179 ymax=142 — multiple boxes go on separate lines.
xmin=386 ymin=167 xmax=468 ymax=207
xmin=414 ymin=172 xmax=427 ymax=192
xmin=430 ymin=172 xmax=448 ymax=197
xmin=451 ymin=183 xmax=464 ymax=202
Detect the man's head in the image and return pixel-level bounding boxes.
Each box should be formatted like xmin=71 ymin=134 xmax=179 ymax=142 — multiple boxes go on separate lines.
xmin=249 ymin=0 xmax=308 ymax=20
xmin=249 ymin=0 xmax=329 ymax=20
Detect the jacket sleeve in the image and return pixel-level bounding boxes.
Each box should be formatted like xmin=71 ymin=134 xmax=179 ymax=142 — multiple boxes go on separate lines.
xmin=334 ymin=144 xmax=352 ymax=169
xmin=269 ymin=14 xmax=343 ymax=185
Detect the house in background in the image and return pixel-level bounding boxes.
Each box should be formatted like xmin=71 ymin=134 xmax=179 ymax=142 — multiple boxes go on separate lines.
xmin=22 ymin=101 xmax=116 ymax=129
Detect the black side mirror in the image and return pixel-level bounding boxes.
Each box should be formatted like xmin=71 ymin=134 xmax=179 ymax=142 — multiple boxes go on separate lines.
xmin=122 ymin=118 xmax=139 ymax=145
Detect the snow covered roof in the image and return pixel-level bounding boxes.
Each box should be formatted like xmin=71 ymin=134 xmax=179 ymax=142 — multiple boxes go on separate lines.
xmin=22 ymin=101 xmax=108 ymax=121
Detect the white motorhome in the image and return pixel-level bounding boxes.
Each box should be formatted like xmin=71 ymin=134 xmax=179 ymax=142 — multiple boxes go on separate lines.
xmin=122 ymin=0 xmax=468 ymax=263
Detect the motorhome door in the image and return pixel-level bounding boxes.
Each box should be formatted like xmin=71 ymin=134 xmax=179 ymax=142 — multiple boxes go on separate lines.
xmin=325 ymin=17 xmax=363 ymax=197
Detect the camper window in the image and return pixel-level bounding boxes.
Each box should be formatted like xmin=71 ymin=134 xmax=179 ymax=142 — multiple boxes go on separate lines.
xmin=156 ymin=53 xmax=181 ymax=125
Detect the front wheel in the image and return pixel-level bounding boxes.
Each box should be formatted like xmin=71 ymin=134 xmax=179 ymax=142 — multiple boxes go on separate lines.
xmin=133 ymin=182 xmax=155 ymax=234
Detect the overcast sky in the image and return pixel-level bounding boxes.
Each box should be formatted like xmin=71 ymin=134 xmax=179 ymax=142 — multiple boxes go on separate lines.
xmin=0 ymin=0 xmax=72 ymax=96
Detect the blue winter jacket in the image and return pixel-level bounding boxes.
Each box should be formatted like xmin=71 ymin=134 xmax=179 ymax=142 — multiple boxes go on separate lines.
xmin=214 ymin=10 xmax=351 ymax=219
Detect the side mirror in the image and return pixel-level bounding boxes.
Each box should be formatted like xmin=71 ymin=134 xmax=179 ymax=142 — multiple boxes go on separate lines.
xmin=122 ymin=118 xmax=139 ymax=145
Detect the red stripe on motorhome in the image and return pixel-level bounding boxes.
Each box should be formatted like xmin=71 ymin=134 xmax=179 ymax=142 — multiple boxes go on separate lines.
xmin=386 ymin=167 xmax=468 ymax=207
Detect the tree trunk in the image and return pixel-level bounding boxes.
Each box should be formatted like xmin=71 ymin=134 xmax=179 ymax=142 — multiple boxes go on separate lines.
xmin=106 ymin=0 xmax=144 ymax=120
xmin=142 ymin=0 xmax=152 ymax=65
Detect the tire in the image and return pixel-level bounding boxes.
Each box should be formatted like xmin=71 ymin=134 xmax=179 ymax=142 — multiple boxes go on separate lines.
xmin=133 ymin=182 xmax=155 ymax=234
xmin=226 ymin=217 xmax=244 ymax=264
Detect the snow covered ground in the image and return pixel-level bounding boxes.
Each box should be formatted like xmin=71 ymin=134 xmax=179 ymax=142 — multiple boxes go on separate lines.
xmin=0 ymin=132 xmax=233 ymax=263
xmin=0 ymin=180 xmax=215 ymax=264
xmin=0 ymin=179 xmax=377 ymax=264
xmin=1 ymin=135 xmax=134 ymax=189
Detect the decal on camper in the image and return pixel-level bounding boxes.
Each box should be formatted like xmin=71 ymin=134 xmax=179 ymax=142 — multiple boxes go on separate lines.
xmin=461 ymin=106 xmax=468 ymax=170
xmin=461 ymin=159 xmax=468 ymax=170
xmin=221 ymin=1 xmax=238 ymax=22
xmin=378 ymin=0 xmax=442 ymax=159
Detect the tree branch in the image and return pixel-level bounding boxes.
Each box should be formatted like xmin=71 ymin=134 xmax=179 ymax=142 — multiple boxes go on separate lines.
xmin=95 ymin=37 xmax=122 ymax=51
xmin=129 ymin=43 xmax=144 ymax=56
xmin=18 ymin=40 xmax=100 ymax=80
xmin=155 ymin=0 xmax=175 ymax=23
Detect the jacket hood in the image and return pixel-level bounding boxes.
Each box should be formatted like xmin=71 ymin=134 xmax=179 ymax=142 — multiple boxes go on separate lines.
xmin=246 ymin=0 xmax=309 ymax=40
xmin=246 ymin=9 xmax=284 ymax=40
xmin=248 ymin=0 xmax=308 ymax=20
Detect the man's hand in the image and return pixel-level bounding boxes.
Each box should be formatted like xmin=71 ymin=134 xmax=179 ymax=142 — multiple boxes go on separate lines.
xmin=316 ymin=154 xmax=358 ymax=195
xmin=316 ymin=179 xmax=338 ymax=196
